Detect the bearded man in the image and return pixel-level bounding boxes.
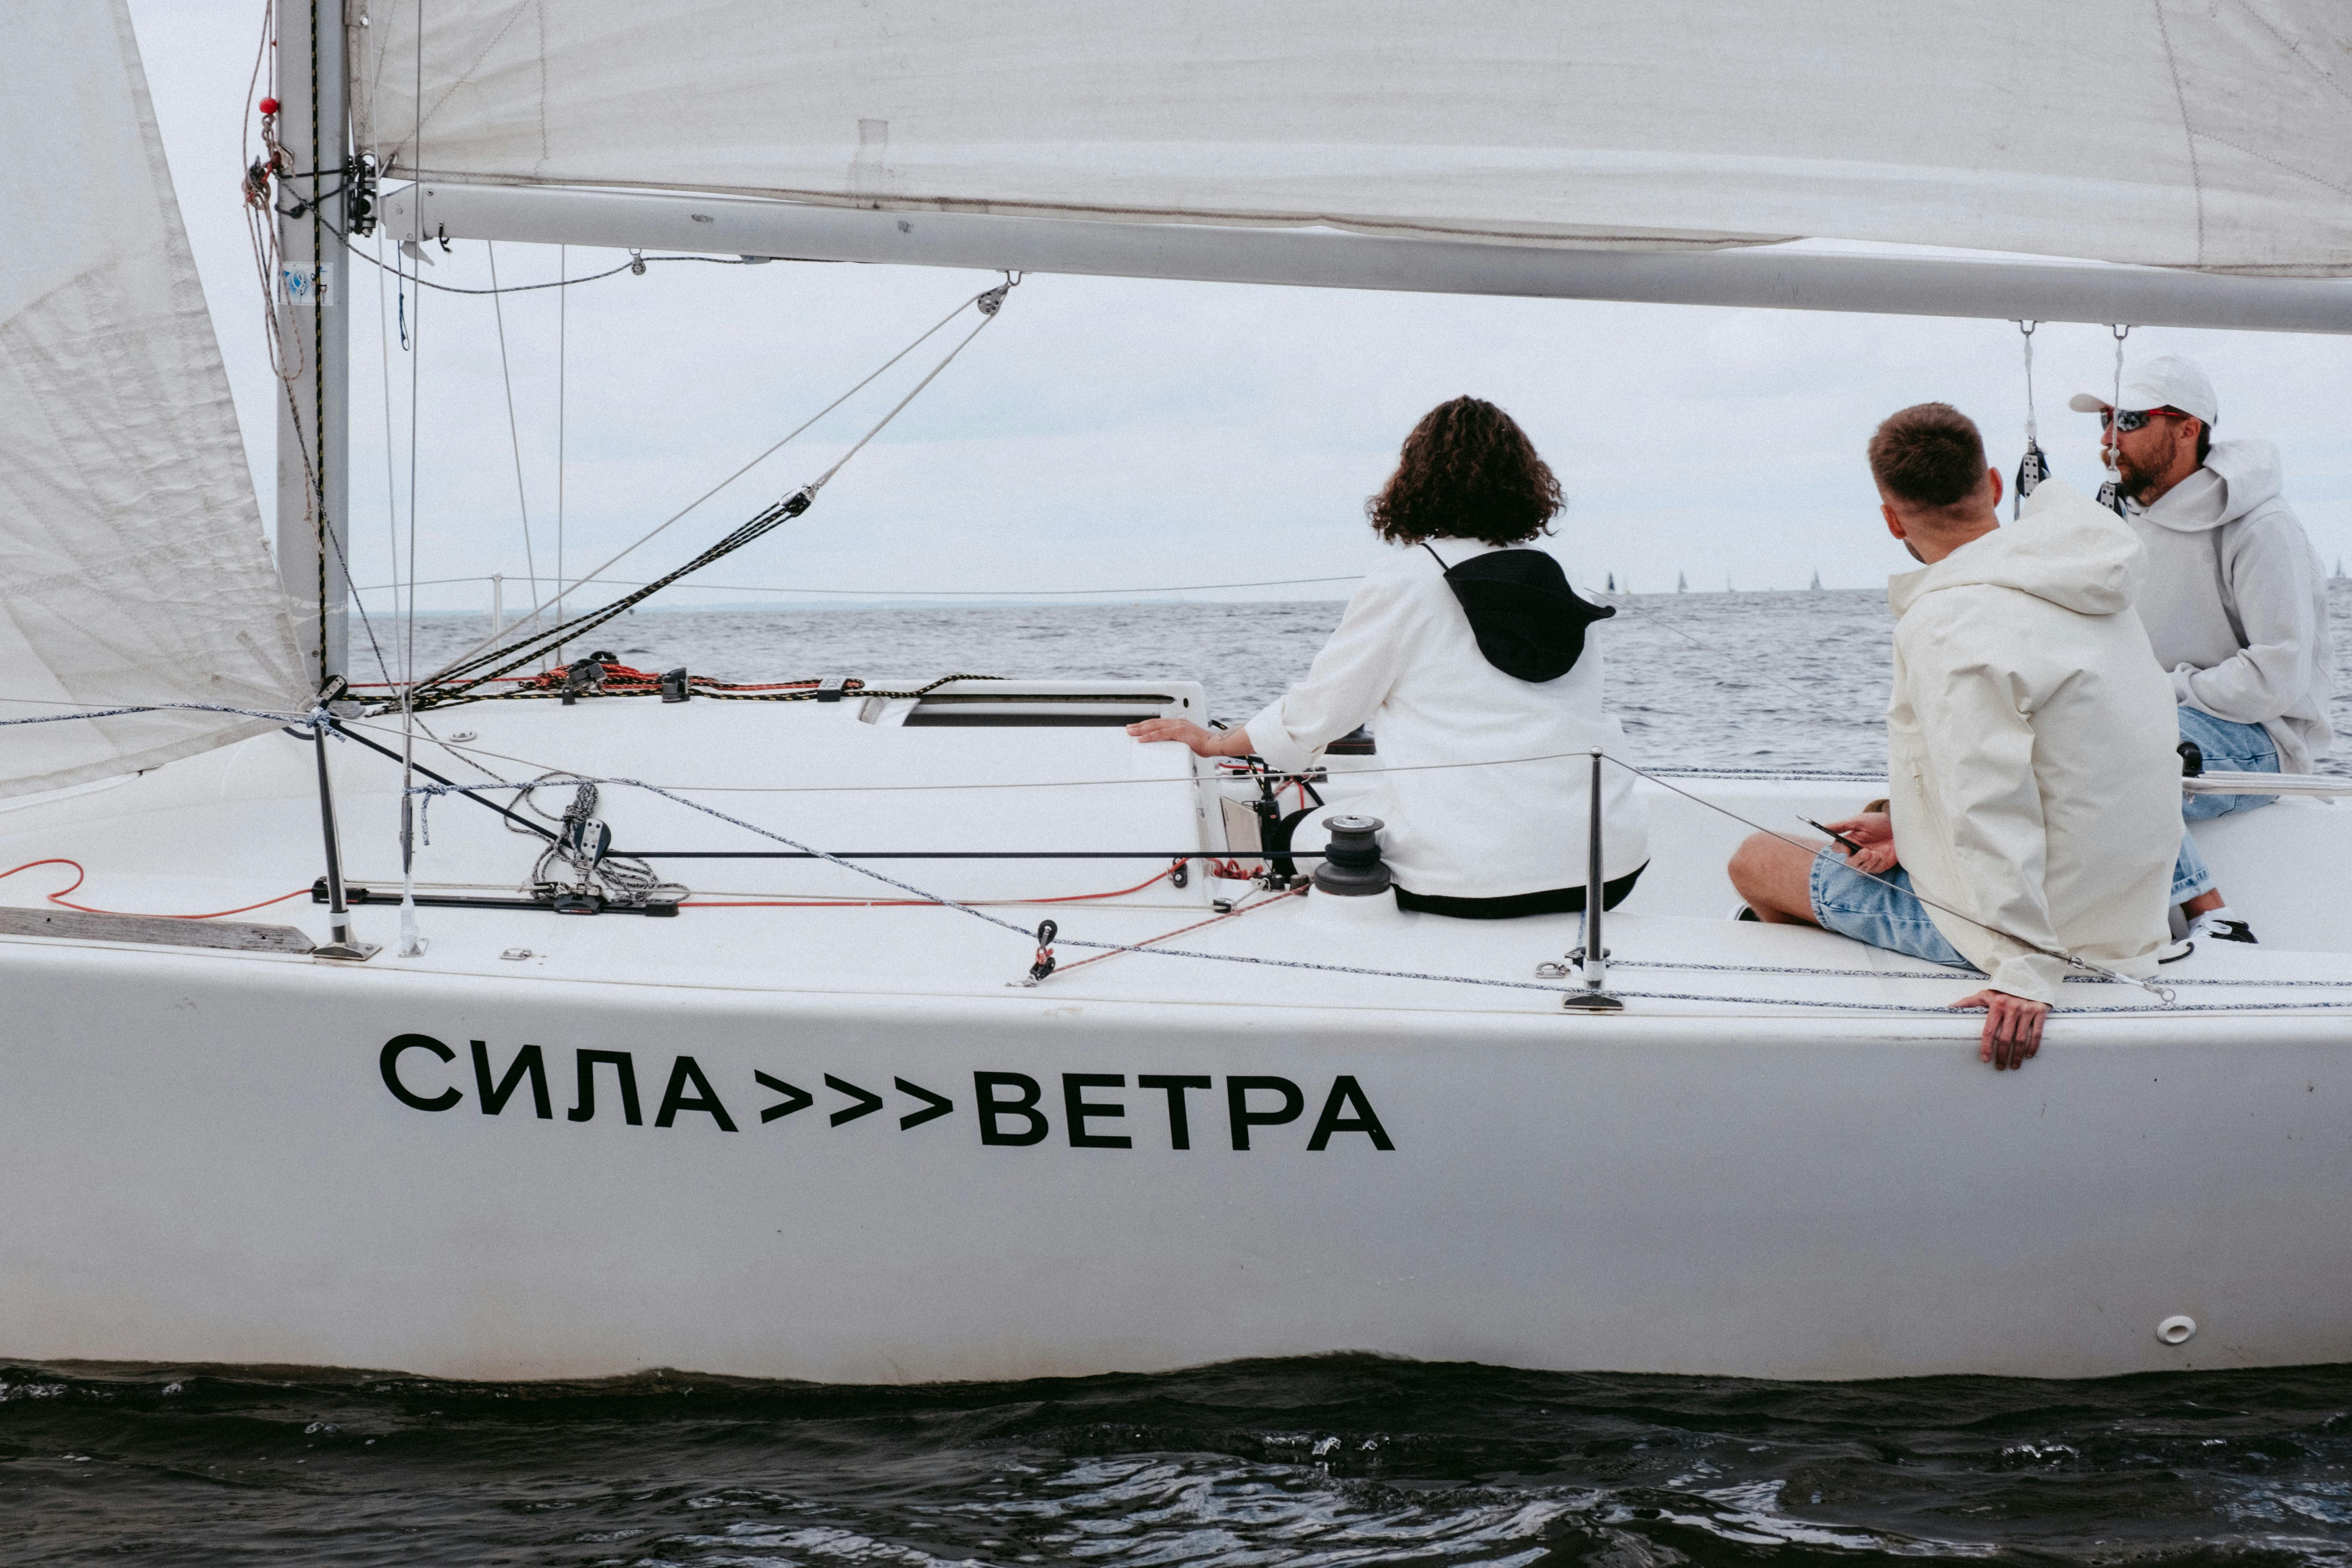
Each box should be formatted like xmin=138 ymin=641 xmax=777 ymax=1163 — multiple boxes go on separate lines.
xmin=2070 ymin=355 xmax=2336 ymax=946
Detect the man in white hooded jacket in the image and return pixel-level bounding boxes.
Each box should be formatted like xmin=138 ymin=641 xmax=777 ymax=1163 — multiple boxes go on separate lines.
xmin=1731 ymin=404 xmax=2181 ymax=1069
xmin=2069 ymin=355 xmax=2336 ymax=945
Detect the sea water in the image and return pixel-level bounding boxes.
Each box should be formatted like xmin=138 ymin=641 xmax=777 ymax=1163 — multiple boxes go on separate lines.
xmin=358 ymin=584 xmax=2352 ymax=777
xmin=13 ymin=587 xmax=2352 ymax=1564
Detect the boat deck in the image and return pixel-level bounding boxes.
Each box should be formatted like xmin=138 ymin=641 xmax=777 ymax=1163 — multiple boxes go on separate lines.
xmin=3 ymin=684 xmax=2346 ymax=1033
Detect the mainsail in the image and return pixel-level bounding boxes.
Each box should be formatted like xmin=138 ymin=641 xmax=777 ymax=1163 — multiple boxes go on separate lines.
xmin=0 ymin=0 xmax=309 ymax=798
xmin=354 ymin=1 xmax=2352 ymax=276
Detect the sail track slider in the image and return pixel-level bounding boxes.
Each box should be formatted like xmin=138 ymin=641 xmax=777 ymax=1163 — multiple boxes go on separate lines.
xmin=312 ymin=880 xmax=678 ymax=918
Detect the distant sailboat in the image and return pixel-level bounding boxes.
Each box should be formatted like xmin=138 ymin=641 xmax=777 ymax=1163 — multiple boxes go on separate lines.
xmin=1809 ymin=570 xmax=1823 ymax=591
xmin=1676 ymin=572 xmax=1688 ymax=592
xmin=1606 ymin=572 xmax=1616 ymax=592
xmin=1725 ymin=573 xmax=1735 ymax=592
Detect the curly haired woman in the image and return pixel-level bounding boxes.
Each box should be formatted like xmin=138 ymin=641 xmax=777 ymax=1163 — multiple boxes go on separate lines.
xmin=1128 ymin=396 xmax=1649 ymax=918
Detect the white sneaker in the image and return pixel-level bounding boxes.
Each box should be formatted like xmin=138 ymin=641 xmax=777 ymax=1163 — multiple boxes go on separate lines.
xmin=2187 ymin=909 xmax=2258 ymax=945
xmin=1729 ymin=901 xmax=1760 ymax=922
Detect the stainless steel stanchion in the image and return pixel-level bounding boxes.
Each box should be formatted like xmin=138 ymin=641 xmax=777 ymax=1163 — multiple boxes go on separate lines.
xmin=1562 ymin=747 xmax=1624 ymax=1013
xmin=311 ymin=723 xmax=380 ymax=961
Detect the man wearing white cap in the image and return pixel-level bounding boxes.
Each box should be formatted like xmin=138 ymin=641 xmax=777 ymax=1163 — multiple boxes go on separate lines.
xmin=2070 ymin=354 xmax=2336 ymax=945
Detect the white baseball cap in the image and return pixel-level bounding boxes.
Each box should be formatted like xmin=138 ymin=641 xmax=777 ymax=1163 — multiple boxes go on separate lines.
xmin=2069 ymin=354 xmax=2218 ymax=426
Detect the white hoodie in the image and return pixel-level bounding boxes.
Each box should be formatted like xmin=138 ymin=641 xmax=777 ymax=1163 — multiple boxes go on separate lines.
xmin=1885 ymin=481 xmax=2181 ymax=1005
xmin=2124 ymin=438 xmax=2336 ymax=773
xmin=1244 ymin=539 xmax=1647 ymax=900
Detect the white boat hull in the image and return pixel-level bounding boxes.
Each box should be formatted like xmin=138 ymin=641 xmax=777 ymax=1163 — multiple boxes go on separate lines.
xmin=7 ymin=932 xmax=2348 ymax=1383
xmin=5 ymin=698 xmax=2348 ymax=1382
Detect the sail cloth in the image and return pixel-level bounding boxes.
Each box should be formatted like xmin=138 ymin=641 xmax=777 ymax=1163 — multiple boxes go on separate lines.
xmin=352 ymin=1 xmax=2352 ymax=277
xmin=0 ymin=0 xmax=309 ymax=799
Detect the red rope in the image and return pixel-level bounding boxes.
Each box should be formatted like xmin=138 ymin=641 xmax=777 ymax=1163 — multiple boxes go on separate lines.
xmin=1052 ymin=883 xmax=1307 ymax=977
xmin=345 ymin=666 xmax=829 ymax=693
xmin=0 ymin=859 xmax=310 ymax=921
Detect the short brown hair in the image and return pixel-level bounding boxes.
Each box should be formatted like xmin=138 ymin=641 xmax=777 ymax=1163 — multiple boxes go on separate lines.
xmin=1868 ymin=403 xmax=1989 ymax=511
xmin=1366 ymin=397 xmax=1564 ymax=546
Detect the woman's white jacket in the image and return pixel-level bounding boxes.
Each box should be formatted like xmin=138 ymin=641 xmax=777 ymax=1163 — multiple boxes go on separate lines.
xmin=1241 ymin=539 xmax=1647 ymax=900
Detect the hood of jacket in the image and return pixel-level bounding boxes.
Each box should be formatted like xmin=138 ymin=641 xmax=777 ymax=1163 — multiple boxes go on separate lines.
xmin=1431 ymin=546 xmax=1614 ymax=683
xmin=2132 ymin=437 xmax=2284 ymax=535
xmin=1887 ymin=479 xmax=2144 ymax=621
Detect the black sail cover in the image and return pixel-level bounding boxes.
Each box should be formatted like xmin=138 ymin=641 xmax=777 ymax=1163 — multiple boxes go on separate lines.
xmin=1430 ymin=547 xmax=1614 ymax=683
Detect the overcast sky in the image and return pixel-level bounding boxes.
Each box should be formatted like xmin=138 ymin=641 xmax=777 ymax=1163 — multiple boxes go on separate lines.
xmin=130 ymin=0 xmax=2352 ymax=617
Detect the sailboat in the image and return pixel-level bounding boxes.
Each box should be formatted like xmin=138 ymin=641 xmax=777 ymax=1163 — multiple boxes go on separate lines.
xmin=1677 ymin=572 xmax=1688 ymax=593
xmin=1809 ymin=570 xmax=1823 ymax=591
xmin=6 ymin=0 xmax=2352 ymax=1386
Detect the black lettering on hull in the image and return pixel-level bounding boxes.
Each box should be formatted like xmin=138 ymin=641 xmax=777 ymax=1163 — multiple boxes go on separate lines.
xmin=379 ymin=1037 xmax=1393 ymax=1152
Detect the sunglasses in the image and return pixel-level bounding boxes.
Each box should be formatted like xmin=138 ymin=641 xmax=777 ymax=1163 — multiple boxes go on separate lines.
xmin=2099 ymin=406 xmax=2190 ymax=432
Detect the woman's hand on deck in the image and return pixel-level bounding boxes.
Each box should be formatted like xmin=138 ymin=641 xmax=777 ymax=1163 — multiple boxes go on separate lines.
xmin=1126 ymin=718 xmax=1254 ymax=758
xmin=1823 ymin=812 xmax=1899 ymax=875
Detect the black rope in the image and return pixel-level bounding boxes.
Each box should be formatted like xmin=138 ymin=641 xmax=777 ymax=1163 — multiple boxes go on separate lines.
xmin=413 ymin=489 xmax=816 ymax=705
xmin=327 ymin=720 xmax=558 ymax=843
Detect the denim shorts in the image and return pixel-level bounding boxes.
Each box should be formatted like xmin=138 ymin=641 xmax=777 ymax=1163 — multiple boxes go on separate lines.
xmin=1809 ymin=849 xmax=1972 ymax=969
xmin=2178 ymin=706 xmax=2279 ymax=821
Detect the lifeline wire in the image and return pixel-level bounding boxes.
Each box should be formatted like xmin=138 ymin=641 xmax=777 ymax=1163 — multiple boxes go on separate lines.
xmin=16 ymin=701 xmax=2339 ymax=1016
xmin=381 ymin=758 xmax=2322 ymax=1017
xmin=350 ymin=572 xmax=1370 ymax=598
xmin=1602 ymin=752 xmax=2172 ymax=1001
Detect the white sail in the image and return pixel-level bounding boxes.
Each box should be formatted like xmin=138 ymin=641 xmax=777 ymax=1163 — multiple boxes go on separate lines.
xmin=0 ymin=0 xmax=309 ymax=799
xmin=353 ymin=1 xmax=2352 ymax=275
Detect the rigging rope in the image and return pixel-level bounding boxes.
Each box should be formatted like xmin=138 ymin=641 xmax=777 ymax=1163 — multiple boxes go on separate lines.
xmin=483 ymin=240 xmax=545 ymax=655
xmin=338 ymin=237 xmax=759 ymax=296
xmin=2014 ymin=320 xmax=2048 ymax=517
xmin=2098 ymin=324 xmax=2133 ymax=514
xmin=407 ymin=279 xmax=1015 ymax=697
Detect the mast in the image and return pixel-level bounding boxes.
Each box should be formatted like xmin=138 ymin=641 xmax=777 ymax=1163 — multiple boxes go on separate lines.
xmin=275 ymin=0 xmax=351 ymax=690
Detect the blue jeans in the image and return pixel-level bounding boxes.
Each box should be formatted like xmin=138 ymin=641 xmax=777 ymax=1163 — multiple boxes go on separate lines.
xmin=2170 ymin=709 xmax=2278 ymax=904
xmin=2178 ymin=706 xmax=2280 ymax=821
xmin=1809 ymin=849 xmax=1973 ymax=970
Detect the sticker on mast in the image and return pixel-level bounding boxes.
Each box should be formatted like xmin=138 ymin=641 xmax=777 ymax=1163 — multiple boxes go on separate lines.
xmin=379 ymin=1036 xmax=1395 ymax=1152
